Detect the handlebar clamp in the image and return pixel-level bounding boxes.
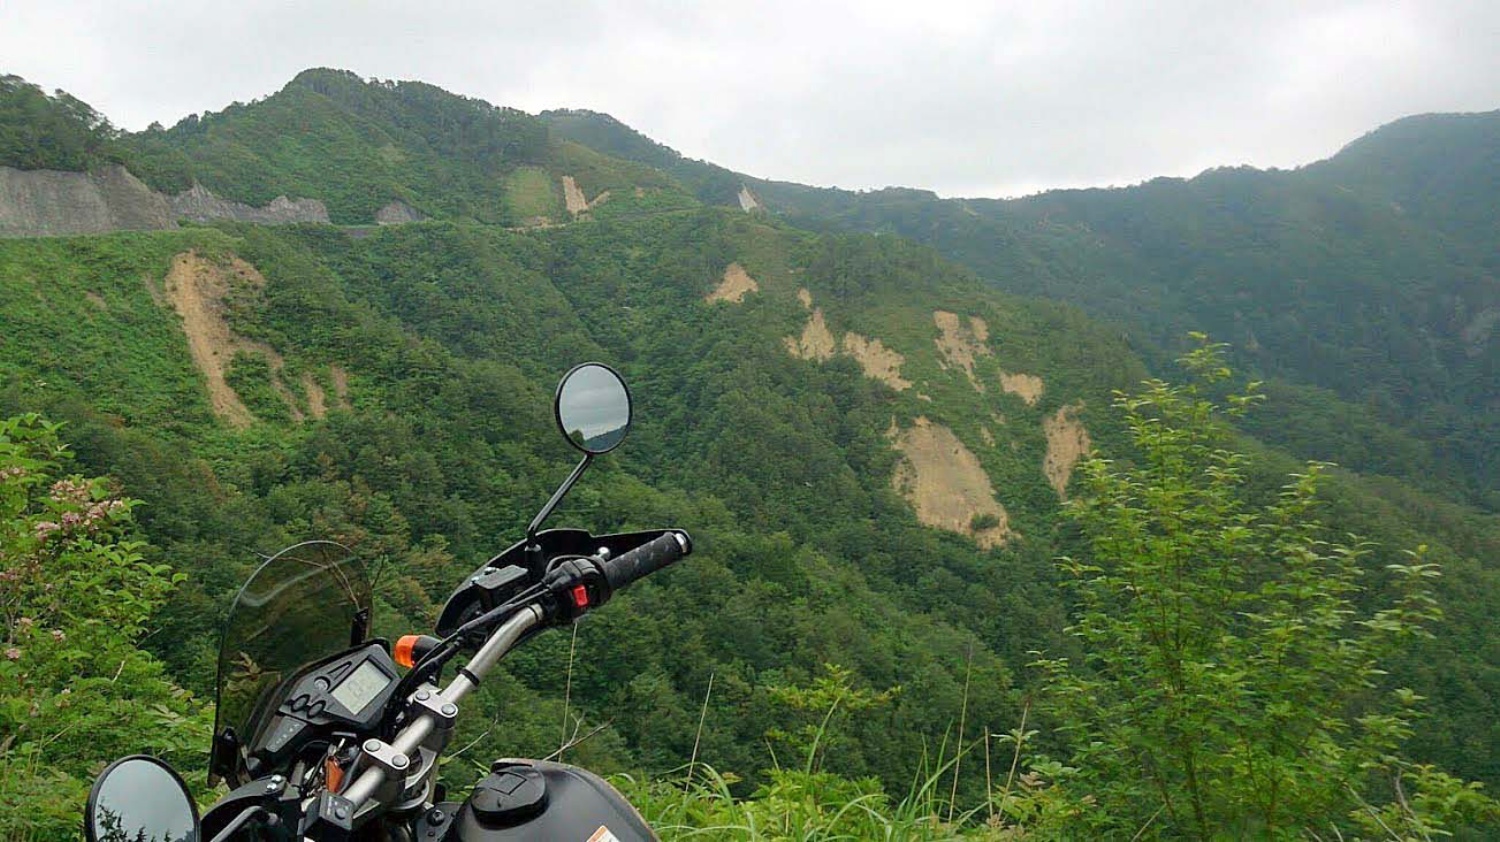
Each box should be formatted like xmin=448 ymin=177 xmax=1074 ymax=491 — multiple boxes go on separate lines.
xmin=407 ymin=686 xmax=459 ymax=753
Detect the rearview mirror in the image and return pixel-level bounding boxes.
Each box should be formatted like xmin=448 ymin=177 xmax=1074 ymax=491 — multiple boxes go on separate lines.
xmin=86 ymin=755 xmax=199 ymax=842
xmin=555 ymin=363 xmax=631 ymax=454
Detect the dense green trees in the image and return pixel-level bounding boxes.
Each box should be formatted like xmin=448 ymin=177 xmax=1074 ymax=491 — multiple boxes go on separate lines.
xmin=0 ymin=219 xmax=1497 ymax=836
xmin=548 ymin=106 xmax=1500 ymax=511
xmin=1 ymin=70 xmax=1498 ymax=834
xmin=1027 ymin=343 xmax=1497 ymax=838
xmin=117 ymin=69 xmax=678 ymax=224
xmin=0 ymin=75 xmax=122 ymax=171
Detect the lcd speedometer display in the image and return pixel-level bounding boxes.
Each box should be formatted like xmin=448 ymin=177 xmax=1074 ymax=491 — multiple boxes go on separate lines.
xmin=330 ymin=660 xmax=389 ymax=715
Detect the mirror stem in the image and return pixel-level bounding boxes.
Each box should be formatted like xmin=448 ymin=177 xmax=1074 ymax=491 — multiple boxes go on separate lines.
xmin=526 ymin=454 xmax=593 ymax=563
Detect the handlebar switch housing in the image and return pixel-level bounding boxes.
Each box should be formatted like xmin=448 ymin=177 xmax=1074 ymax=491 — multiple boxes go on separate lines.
xmin=303 ymin=792 xmax=358 ymax=840
xmin=541 ymin=557 xmax=612 ymax=624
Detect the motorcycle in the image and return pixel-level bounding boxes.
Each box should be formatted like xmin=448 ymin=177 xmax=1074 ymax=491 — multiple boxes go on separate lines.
xmin=82 ymin=362 xmax=692 ymax=841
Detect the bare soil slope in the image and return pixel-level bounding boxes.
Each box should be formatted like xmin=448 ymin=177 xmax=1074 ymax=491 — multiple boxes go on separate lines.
xmin=933 ymin=311 xmax=990 ymax=391
xmin=163 ymin=251 xmax=330 ymax=427
xmin=706 ymin=263 xmax=760 ymax=303
xmin=890 ymin=417 xmax=1015 ymax=547
xmin=1043 ymin=403 xmax=1092 ymax=499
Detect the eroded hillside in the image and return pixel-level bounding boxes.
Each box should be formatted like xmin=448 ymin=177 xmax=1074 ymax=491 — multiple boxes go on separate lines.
xmin=163 ymin=251 xmax=345 ymax=426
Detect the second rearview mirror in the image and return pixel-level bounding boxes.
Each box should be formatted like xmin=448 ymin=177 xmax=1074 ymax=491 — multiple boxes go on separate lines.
xmin=555 ymin=363 xmax=631 ymax=455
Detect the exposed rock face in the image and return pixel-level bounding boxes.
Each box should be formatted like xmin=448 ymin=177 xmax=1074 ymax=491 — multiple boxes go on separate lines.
xmin=169 ymin=183 xmax=329 ymax=224
xmin=375 ymin=200 xmax=424 ymax=225
xmin=0 ymin=166 xmax=332 ymax=236
xmin=0 ymin=165 xmax=175 ymax=237
xmin=737 ymin=185 xmax=762 ymax=211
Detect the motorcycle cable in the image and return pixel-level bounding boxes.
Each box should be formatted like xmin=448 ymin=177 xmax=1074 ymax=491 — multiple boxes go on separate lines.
xmin=401 ymin=552 xmax=596 ymax=693
xmin=385 ymin=582 xmax=550 ymax=728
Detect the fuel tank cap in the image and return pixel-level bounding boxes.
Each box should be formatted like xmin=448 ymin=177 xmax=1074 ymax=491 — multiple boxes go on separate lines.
xmin=468 ymin=762 xmax=549 ymax=827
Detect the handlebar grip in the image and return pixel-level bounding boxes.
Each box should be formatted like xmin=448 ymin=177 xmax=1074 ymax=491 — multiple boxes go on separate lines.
xmin=603 ymin=531 xmax=691 ymax=593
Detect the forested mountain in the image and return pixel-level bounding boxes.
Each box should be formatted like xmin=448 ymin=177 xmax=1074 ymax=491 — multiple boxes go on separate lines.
xmin=544 ymin=108 xmax=1500 ymax=510
xmin=3 ymin=71 xmax=1499 ymax=837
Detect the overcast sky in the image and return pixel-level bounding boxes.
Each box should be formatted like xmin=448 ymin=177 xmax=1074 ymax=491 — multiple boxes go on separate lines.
xmin=3 ymin=1 xmax=1498 ymax=197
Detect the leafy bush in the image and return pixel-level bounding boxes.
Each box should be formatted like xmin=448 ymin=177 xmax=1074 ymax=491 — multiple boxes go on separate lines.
xmin=1028 ymin=340 xmax=1498 ymax=837
xmin=0 ymin=414 xmax=210 ymax=841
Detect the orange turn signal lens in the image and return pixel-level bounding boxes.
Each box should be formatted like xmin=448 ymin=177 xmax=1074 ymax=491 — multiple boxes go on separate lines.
xmin=394 ymin=634 xmax=421 ymax=669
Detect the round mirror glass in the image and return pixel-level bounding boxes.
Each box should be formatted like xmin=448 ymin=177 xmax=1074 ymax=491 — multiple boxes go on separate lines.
xmin=555 ymin=363 xmax=632 ymax=454
xmin=87 ymin=756 xmax=199 ymax=842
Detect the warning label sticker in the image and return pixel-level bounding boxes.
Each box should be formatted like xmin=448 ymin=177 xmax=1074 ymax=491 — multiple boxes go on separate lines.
xmin=586 ymin=827 xmax=620 ymax=842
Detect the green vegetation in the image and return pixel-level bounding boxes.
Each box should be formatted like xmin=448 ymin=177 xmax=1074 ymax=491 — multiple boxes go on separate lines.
xmin=1 ymin=69 xmax=1498 ymax=837
xmin=0 ymin=75 xmax=123 ymax=171
xmin=504 ymin=165 xmax=563 ymax=221
xmin=117 ymin=69 xmax=683 ymax=224
xmin=222 ymin=351 xmax=292 ymax=422
xmin=0 ymin=415 xmax=211 ymax=840
xmin=547 ymin=107 xmax=1500 ymax=513
xmin=1029 ymin=341 xmax=1496 ymax=837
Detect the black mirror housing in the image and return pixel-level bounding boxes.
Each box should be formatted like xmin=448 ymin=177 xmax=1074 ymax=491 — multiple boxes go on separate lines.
xmin=554 ymin=362 xmax=632 ymax=454
xmin=87 ymin=755 xmax=200 ymax=842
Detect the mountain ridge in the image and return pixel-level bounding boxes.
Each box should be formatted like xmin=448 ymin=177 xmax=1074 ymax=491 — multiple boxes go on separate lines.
xmin=542 ymin=103 xmax=1500 ymax=507
xmin=2 ymin=69 xmax=1499 ymax=805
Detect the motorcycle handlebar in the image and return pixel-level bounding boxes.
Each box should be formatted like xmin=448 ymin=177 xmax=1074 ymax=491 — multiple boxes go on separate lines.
xmin=334 ymin=531 xmax=690 ymax=826
xmin=603 ymin=531 xmax=692 ymax=593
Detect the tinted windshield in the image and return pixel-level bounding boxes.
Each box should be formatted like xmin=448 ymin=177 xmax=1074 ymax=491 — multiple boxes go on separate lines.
xmin=211 ymin=541 xmax=369 ymax=783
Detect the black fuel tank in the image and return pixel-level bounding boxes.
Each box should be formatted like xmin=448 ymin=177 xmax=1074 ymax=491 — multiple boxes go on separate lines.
xmin=427 ymin=759 xmax=655 ymax=842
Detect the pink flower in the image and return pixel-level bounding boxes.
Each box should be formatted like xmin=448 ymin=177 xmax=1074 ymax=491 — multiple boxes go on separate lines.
xmin=61 ymin=511 xmax=82 ymax=527
xmin=33 ymin=521 xmax=59 ymax=540
xmin=49 ymin=478 xmax=90 ymax=503
xmin=51 ymin=629 xmax=65 ymax=643
xmin=4 ymin=647 xmax=20 ymax=661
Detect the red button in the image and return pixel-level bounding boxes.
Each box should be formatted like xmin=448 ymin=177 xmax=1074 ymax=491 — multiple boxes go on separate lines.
xmin=571 ymin=585 xmax=590 ymax=608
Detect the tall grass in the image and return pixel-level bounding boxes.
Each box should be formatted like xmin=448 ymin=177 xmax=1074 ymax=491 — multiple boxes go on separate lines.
xmin=618 ymin=682 xmax=1010 ymax=841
